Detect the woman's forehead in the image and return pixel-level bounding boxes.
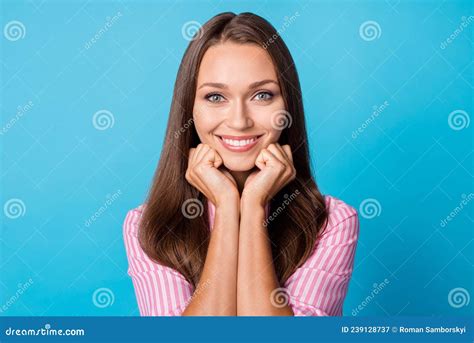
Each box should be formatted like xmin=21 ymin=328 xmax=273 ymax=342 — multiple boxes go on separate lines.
xmin=197 ymin=42 xmax=278 ymax=89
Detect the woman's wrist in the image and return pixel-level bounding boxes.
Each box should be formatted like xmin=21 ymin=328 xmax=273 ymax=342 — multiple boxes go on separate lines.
xmin=241 ymin=191 xmax=266 ymax=209
xmin=240 ymin=194 xmax=266 ymax=215
xmin=215 ymin=193 xmax=241 ymax=214
xmin=239 ymin=199 xmax=267 ymax=237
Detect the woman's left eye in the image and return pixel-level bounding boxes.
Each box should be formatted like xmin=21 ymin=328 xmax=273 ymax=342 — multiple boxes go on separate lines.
xmin=254 ymin=91 xmax=273 ymax=101
xmin=205 ymin=93 xmax=225 ymax=103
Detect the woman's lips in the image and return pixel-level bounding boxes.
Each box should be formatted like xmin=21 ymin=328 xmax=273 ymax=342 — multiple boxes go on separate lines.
xmin=216 ymin=134 xmax=263 ymax=152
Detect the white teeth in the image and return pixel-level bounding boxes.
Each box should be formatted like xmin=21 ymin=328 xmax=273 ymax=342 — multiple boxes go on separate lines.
xmin=222 ymin=137 xmax=257 ymax=147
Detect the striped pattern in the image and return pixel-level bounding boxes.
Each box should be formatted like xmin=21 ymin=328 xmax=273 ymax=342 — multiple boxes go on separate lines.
xmin=123 ymin=195 xmax=359 ymax=316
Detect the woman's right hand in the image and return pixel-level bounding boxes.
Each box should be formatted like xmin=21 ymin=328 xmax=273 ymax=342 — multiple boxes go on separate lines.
xmin=185 ymin=144 xmax=239 ymax=207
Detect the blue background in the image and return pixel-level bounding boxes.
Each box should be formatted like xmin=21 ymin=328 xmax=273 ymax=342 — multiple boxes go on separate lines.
xmin=0 ymin=0 xmax=472 ymax=316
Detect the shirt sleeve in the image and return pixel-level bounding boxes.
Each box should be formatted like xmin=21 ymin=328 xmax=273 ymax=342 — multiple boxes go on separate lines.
xmin=283 ymin=205 xmax=360 ymax=316
xmin=123 ymin=207 xmax=194 ymax=316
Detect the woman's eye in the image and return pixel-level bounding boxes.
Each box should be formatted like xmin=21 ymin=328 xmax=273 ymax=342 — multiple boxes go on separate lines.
xmin=205 ymin=93 xmax=225 ymax=103
xmin=254 ymin=91 xmax=273 ymax=101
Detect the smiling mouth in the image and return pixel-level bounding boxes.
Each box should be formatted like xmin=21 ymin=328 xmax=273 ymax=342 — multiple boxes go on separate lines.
xmin=215 ymin=134 xmax=264 ymax=152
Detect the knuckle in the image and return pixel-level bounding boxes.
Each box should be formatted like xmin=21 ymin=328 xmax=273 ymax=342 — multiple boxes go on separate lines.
xmin=275 ymin=163 xmax=285 ymax=174
xmin=195 ymin=164 xmax=205 ymax=174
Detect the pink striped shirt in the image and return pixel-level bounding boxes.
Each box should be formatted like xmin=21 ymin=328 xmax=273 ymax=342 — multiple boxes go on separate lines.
xmin=123 ymin=195 xmax=359 ymax=316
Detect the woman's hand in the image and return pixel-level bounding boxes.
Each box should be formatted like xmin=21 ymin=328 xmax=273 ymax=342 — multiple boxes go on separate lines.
xmin=241 ymin=143 xmax=296 ymax=207
xmin=185 ymin=143 xmax=239 ymax=207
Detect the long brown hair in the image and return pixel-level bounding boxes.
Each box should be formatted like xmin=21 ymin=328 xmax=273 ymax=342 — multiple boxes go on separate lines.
xmin=139 ymin=12 xmax=328 ymax=288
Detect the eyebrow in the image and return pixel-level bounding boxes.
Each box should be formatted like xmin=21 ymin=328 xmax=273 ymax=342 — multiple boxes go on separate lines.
xmin=197 ymin=79 xmax=278 ymax=90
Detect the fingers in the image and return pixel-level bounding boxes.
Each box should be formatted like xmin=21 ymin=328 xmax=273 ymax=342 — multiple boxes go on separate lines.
xmin=194 ymin=144 xmax=210 ymax=163
xmin=186 ymin=147 xmax=212 ymax=196
xmin=255 ymin=148 xmax=273 ymax=170
xmin=189 ymin=147 xmax=196 ymax=164
xmin=279 ymin=144 xmax=296 ymax=180
xmin=266 ymin=143 xmax=294 ymax=170
xmin=281 ymin=144 xmax=293 ymax=163
xmin=268 ymin=143 xmax=294 ymax=165
xmin=256 ymin=144 xmax=291 ymax=169
xmin=189 ymin=143 xmax=222 ymax=167
xmin=258 ymin=143 xmax=296 ymax=185
xmin=202 ymin=146 xmax=223 ymax=168
xmin=267 ymin=143 xmax=290 ymax=165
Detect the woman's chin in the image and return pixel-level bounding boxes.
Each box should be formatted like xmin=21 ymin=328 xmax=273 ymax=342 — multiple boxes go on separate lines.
xmin=222 ymin=158 xmax=256 ymax=172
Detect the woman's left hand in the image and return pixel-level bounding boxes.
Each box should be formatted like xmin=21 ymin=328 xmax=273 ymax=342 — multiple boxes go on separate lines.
xmin=241 ymin=143 xmax=296 ymax=207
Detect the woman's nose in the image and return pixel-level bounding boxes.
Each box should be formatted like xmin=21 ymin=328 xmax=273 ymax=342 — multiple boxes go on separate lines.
xmin=226 ymin=101 xmax=253 ymax=130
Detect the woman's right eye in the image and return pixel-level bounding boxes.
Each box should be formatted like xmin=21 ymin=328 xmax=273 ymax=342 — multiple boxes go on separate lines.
xmin=205 ymin=93 xmax=225 ymax=103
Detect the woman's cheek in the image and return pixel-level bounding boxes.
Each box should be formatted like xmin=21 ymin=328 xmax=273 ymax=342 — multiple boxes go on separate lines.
xmin=254 ymin=108 xmax=283 ymax=141
xmin=193 ymin=114 xmax=219 ymax=144
xmin=264 ymin=131 xmax=282 ymax=148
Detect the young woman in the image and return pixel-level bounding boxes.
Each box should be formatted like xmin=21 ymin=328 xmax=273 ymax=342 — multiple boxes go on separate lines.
xmin=123 ymin=12 xmax=359 ymax=316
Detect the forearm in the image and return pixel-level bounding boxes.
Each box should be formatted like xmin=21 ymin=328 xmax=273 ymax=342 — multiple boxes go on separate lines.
xmin=182 ymin=200 xmax=240 ymax=316
xmin=237 ymin=200 xmax=294 ymax=316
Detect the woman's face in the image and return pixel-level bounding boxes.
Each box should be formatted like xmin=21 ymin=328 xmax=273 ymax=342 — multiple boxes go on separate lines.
xmin=192 ymin=41 xmax=285 ymax=172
